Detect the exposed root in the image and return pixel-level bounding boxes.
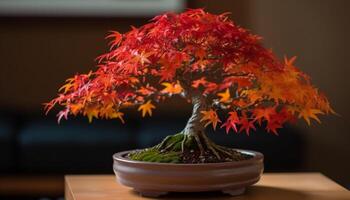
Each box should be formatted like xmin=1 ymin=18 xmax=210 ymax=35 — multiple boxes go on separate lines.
xmin=129 ymin=132 xmax=253 ymax=163
xmin=193 ymin=133 xmax=205 ymax=156
xmin=151 ymin=132 xmax=240 ymax=162
xmin=200 ymin=131 xmax=221 ymax=159
xmin=156 ymin=135 xmax=171 ymax=149
xmin=181 ymin=134 xmax=188 ymax=152
xmin=165 ymin=135 xmax=182 ymax=151
xmin=163 ymin=140 xmax=177 ymax=151
xmin=155 ymin=132 xmax=191 ymax=152
xmin=212 ymin=143 xmax=235 ymax=158
xmin=199 ymin=131 xmax=239 ymax=160
xmin=142 ymin=93 xmax=241 ymax=162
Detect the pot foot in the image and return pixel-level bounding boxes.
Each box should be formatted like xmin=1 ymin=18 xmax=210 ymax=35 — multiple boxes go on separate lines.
xmin=135 ymin=189 xmax=168 ymax=197
xmin=222 ymin=188 xmax=246 ymax=196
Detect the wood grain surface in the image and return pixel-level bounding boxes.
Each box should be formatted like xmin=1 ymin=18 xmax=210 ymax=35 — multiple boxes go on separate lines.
xmin=65 ymin=173 xmax=349 ymax=200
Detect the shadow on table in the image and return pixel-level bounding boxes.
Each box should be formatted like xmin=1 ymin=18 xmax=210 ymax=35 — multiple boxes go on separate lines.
xmin=130 ymin=186 xmax=309 ymax=199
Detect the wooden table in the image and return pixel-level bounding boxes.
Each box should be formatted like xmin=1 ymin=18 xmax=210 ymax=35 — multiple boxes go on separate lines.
xmin=65 ymin=173 xmax=349 ymax=200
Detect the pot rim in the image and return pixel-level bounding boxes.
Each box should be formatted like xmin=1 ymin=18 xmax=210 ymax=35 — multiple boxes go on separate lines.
xmin=113 ymin=149 xmax=263 ymax=167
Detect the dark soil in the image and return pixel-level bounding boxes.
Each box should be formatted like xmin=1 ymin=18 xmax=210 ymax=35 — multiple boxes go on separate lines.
xmin=127 ymin=132 xmax=253 ymax=164
xmin=127 ymin=147 xmax=253 ymax=164
xmin=181 ymin=148 xmax=252 ymax=163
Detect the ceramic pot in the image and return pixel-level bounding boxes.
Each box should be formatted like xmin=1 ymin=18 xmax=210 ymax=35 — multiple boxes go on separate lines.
xmin=113 ymin=149 xmax=263 ymax=197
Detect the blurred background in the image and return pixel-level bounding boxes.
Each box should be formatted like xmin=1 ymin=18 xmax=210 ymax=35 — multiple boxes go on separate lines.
xmin=0 ymin=0 xmax=349 ymax=199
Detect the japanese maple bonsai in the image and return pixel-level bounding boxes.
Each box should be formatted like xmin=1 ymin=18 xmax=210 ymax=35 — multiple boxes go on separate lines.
xmin=45 ymin=9 xmax=333 ymax=196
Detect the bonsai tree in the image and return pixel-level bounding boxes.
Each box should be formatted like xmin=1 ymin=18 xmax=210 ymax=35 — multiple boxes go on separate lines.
xmin=45 ymin=9 xmax=334 ymax=163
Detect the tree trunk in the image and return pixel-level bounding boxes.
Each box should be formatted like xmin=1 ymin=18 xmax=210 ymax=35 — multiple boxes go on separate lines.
xmin=182 ymin=95 xmax=206 ymax=136
xmin=155 ymin=94 xmax=232 ymax=159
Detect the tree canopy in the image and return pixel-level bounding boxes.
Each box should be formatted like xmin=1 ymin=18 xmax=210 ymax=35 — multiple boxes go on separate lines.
xmin=45 ymin=9 xmax=334 ymax=135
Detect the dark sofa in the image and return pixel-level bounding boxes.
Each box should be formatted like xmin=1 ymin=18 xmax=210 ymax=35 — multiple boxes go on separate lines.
xmin=0 ymin=111 xmax=305 ymax=198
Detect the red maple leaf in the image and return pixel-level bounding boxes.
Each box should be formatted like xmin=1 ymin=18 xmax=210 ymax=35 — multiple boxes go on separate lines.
xmin=221 ymin=111 xmax=240 ymax=133
xmin=239 ymin=113 xmax=256 ymax=135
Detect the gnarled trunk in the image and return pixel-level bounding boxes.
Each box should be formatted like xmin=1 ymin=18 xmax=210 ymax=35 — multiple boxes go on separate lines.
xmin=182 ymin=95 xmax=206 ymax=136
xmin=156 ymin=94 xmax=233 ymax=159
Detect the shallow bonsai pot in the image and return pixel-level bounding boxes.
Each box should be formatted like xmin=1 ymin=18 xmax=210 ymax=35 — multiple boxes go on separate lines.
xmin=113 ymin=149 xmax=264 ymax=197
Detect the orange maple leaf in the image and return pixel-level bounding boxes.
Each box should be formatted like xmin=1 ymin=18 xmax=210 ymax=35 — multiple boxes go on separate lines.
xmin=137 ymin=86 xmax=156 ymax=96
xmin=84 ymin=107 xmax=99 ymax=123
xmin=298 ymin=108 xmax=324 ymax=125
xmin=59 ymin=81 xmax=74 ymax=93
xmin=161 ymin=82 xmax=183 ymax=95
xmin=192 ymin=77 xmax=207 ymax=88
xmin=284 ymin=56 xmax=297 ymax=67
xmin=70 ymin=103 xmax=83 ymax=115
xmin=138 ymin=100 xmax=156 ymax=117
xmin=217 ymin=88 xmax=231 ymax=103
xmin=253 ymin=107 xmax=276 ymax=123
xmin=110 ymin=111 xmax=125 ymax=123
xmin=200 ymin=109 xmax=221 ymax=130
xmin=242 ymin=90 xmax=262 ymax=104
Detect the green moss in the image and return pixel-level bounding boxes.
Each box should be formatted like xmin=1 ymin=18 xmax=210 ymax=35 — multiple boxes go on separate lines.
xmin=162 ymin=132 xmax=197 ymax=151
xmin=127 ymin=132 xmax=203 ymax=163
xmin=127 ymin=133 xmax=197 ymax=163
xmin=128 ymin=148 xmax=181 ymax=163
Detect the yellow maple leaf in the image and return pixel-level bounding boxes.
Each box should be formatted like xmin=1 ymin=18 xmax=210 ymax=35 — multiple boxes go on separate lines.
xmin=161 ymin=82 xmax=183 ymax=95
xmin=59 ymin=82 xmax=74 ymax=93
xmin=85 ymin=108 xmax=99 ymax=123
xmin=298 ymin=108 xmax=324 ymax=125
xmin=138 ymin=100 xmax=156 ymax=117
xmin=217 ymin=88 xmax=231 ymax=103
xmin=200 ymin=109 xmax=221 ymax=130
xmin=110 ymin=111 xmax=125 ymax=123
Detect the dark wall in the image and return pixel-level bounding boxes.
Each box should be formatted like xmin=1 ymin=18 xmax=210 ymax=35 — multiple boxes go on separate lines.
xmin=0 ymin=0 xmax=348 ymax=187
xmin=0 ymin=17 xmax=148 ymax=112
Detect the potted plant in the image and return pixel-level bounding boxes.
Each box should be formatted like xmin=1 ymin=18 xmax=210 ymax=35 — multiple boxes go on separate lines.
xmin=45 ymin=9 xmax=334 ymax=197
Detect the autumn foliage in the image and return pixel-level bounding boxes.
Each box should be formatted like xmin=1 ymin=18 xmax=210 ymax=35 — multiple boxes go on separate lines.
xmin=45 ymin=9 xmax=334 ymax=135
